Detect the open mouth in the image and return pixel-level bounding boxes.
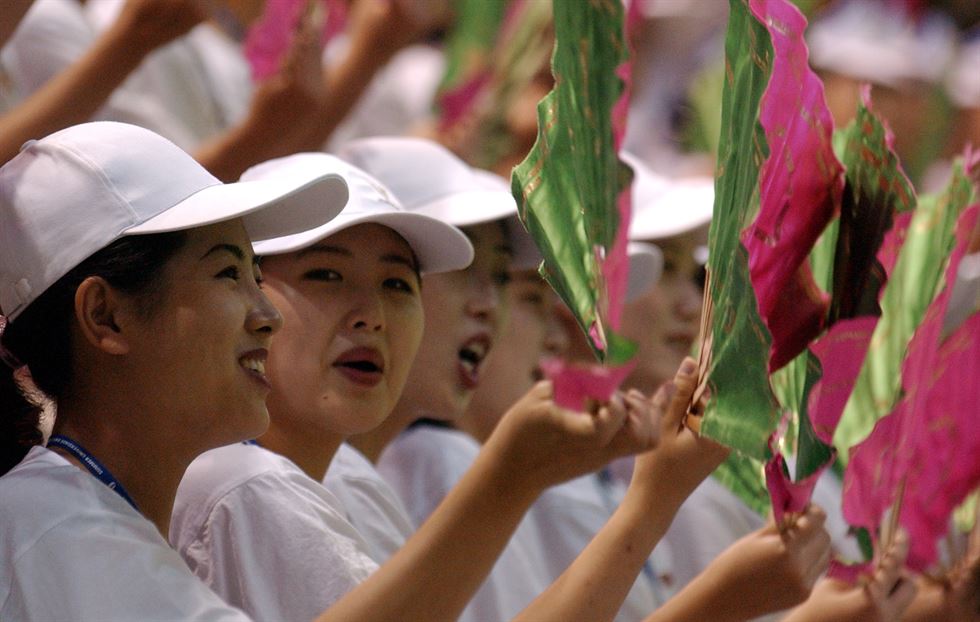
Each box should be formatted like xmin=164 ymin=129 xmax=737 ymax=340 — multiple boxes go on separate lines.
xmin=239 ymin=351 xmax=270 ymax=389
xmin=457 ymin=336 xmax=490 ymax=389
xmin=333 ymin=347 xmax=385 ymax=387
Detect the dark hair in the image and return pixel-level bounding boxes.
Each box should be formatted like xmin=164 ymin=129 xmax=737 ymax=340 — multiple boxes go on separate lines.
xmin=0 ymin=232 xmax=186 ymax=475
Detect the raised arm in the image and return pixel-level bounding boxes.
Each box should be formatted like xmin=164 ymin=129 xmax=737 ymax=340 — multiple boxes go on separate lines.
xmin=0 ymin=0 xmax=204 ymax=164
xmin=645 ymin=505 xmax=831 ymax=622
xmin=513 ymin=358 xmax=730 ymax=622
xmin=784 ymin=530 xmax=917 ymax=622
xmin=316 ymin=379 xmax=660 ymax=622
xmin=196 ymin=0 xmax=441 ymax=181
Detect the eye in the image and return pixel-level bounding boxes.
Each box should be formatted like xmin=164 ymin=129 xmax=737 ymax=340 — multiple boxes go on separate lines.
xmin=253 ymin=265 xmax=264 ymax=287
xmin=384 ymin=277 xmax=417 ymax=294
xmin=493 ymin=271 xmax=512 ymax=287
xmin=217 ymin=265 xmax=241 ymax=281
xmin=521 ymin=291 xmax=545 ymax=307
xmin=303 ymin=268 xmax=342 ymax=282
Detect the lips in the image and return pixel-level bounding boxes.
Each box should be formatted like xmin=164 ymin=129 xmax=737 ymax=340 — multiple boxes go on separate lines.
xmin=239 ymin=349 xmax=271 ymax=389
xmin=457 ymin=334 xmax=491 ymax=389
xmin=664 ymin=329 xmax=696 ymax=352
xmin=333 ymin=347 xmax=385 ymax=387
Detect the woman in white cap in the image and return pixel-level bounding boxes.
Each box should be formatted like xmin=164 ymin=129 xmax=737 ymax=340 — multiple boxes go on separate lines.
xmin=332 ymin=137 xmax=723 ymax=622
xmin=169 ymin=151 xmax=669 ymax=622
xmin=0 ymin=121 xmax=348 ymax=620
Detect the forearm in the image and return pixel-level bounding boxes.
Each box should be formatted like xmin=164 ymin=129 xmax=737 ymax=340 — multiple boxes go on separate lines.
xmin=317 ymin=443 xmax=540 ymax=622
xmin=194 ymin=111 xmax=309 ymax=182
xmin=0 ymin=21 xmax=150 ymax=163
xmin=515 ymin=479 xmax=682 ymax=622
xmin=643 ymin=557 xmax=761 ymax=622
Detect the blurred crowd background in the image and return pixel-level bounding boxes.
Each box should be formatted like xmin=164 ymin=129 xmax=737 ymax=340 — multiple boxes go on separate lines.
xmin=1 ymin=0 xmax=977 ymax=192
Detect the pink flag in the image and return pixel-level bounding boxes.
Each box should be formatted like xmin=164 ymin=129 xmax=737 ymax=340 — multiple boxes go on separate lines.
xmin=540 ymin=357 xmax=637 ymax=412
xmin=245 ymin=0 xmax=346 ymax=81
xmin=742 ymin=0 xmax=844 ymax=372
xmin=842 ymin=205 xmax=980 ymax=571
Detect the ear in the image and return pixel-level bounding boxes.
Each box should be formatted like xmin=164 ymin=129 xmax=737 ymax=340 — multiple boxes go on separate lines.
xmin=73 ymin=276 xmax=132 ymax=356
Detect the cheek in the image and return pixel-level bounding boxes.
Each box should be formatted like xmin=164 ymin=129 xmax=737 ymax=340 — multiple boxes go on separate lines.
xmin=387 ymin=307 xmax=425 ymax=386
xmin=421 ymin=290 xmax=464 ymax=352
xmin=508 ymin=308 xmax=546 ymax=366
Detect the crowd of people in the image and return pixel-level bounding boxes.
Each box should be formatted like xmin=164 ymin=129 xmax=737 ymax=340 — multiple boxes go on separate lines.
xmin=0 ymin=0 xmax=978 ymax=620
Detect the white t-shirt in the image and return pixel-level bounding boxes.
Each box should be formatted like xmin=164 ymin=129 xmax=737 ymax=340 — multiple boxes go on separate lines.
xmin=525 ymin=473 xmax=669 ymax=620
xmin=660 ymin=476 xmax=765 ymax=591
xmin=378 ymin=425 xmax=551 ymax=622
xmin=0 ymin=446 xmax=249 ymax=621
xmin=171 ymin=443 xmax=379 ymax=621
xmin=322 ymin=442 xmax=414 ymax=563
xmin=323 ymin=42 xmax=445 ymax=151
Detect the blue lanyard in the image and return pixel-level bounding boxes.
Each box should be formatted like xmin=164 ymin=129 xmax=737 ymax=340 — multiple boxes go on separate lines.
xmin=47 ymin=434 xmax=139 ymax=512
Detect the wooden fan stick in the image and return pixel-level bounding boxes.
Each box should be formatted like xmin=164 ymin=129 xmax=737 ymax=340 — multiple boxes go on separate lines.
xmin=878 ymin=475 xmax=907 ymax=571
xmin=686 ymin=268 xmax=714 ymax=434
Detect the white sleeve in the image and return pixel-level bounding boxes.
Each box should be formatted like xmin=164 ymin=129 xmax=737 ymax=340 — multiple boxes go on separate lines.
xmin=2 ymin=0 xmax=94 ymax=96
xmin=2 ymin=514 xmax=250 ymax=622
xmin=181 ymin=471 xmax=379 ymax=622
xmin=377 ymin=428 xmax=472 ymax=528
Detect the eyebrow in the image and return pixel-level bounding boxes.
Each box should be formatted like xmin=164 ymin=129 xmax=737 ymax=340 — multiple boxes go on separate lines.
xmin=299 ymin=244 xmax=420 ymax=274
xmin=466 ymin=228 xmax=514 ymax=258
xmin=202 ymin=243 xmax=256 ymax=264
xmin=496 ymin=243 xmax=514 ymax=258
xmin=297 ymin=244 xmax=352 ymax=259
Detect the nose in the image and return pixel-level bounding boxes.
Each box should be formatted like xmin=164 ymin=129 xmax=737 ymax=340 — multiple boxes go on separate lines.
xmin=542 ymin=310 xmax=569 ymax=358
xmin=675 ymin=279 xmax=702 ymax=322
xmin=465 ymin=275 xmax=502 ymax=328
xmin=247 ymin=288 xmax=284 ymax=336
xmin=347 ymin=288 xmax=384 ymax=332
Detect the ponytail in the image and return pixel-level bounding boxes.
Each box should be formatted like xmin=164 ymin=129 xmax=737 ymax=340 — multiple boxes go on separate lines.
xmin=0 ymin=347 xmax=42 ymax=475
xmin=0 ymin=231 xmax=186 ymax=476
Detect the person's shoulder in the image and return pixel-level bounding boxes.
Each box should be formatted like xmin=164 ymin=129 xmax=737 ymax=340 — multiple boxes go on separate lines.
xmin=173 ymin=443 xmax=314 ymax=535
xmin=0 ymin=445 xmax=138 ymax=526
xmin=328 ymin=443 xmax=375 ymax=479
xmin=389 ymin=424 xmax=481 ymax=463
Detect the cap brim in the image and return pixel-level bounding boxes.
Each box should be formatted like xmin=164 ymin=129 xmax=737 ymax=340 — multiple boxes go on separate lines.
xmin=125 ymin=172 xmax=349 ymax=242
xmin=626 ymin=242 xmax=663 ymax=301
xmin=254 ymin=211 xmax=474 ymax=274
xmin=414 ymin=189 xmax=517 ymax=227
xmin=630 ymin=179 xmax=714 ymax=240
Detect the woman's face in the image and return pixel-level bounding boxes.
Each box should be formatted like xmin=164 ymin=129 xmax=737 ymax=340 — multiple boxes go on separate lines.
xmin=620 ymin=228 xmax=705 ymax=394
xmin=259 ymin=224 xmax=424 ymax=437
xmin=127 ymin=219 xmax=282 ymax=447
xmin=397 ymin=221 xmax=512 ymax=421
xmin=462 ymin=269 xmax=566 ymax=441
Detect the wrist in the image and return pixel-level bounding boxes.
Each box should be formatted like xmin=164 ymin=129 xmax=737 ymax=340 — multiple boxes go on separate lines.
xmin=103 ymin=17 xmax=157 ymax=61
xmin=475 ymin=427 xmax=547 ymax=507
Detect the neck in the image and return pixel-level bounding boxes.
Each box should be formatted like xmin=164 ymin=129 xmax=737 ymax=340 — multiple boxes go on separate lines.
xmin=348 ymin=409 xmax=414 ymax=464
xmin=453 ymin=411 xmax=491 ymax=445
xmin=258 ymin=421 xmax=343 ymax=481
xmin=51 ymin=401 xmax=195 ymax=537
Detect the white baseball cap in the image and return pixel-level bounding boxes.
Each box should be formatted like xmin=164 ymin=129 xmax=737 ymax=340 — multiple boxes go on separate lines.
xmin=0 ymin=122 xmax=348 ymax=321
xmin=335 ymin=136 xmax=518 ymax=226
xmin=623 ymin=151 xmax=714 ymax=241
xmin=807 ymin=0 xmax=956 ymax=88
xmin=247 ymin=153 xmax=473 ymax=274
xmin=946 ymin=37 xmax=980 ymax=109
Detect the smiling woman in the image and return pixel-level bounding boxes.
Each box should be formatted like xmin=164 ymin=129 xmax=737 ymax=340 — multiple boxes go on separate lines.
xmin=170 ymin=152 xmax=477 ymax=619
xmin=0 ymin=121 xmax=347 ymax=621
